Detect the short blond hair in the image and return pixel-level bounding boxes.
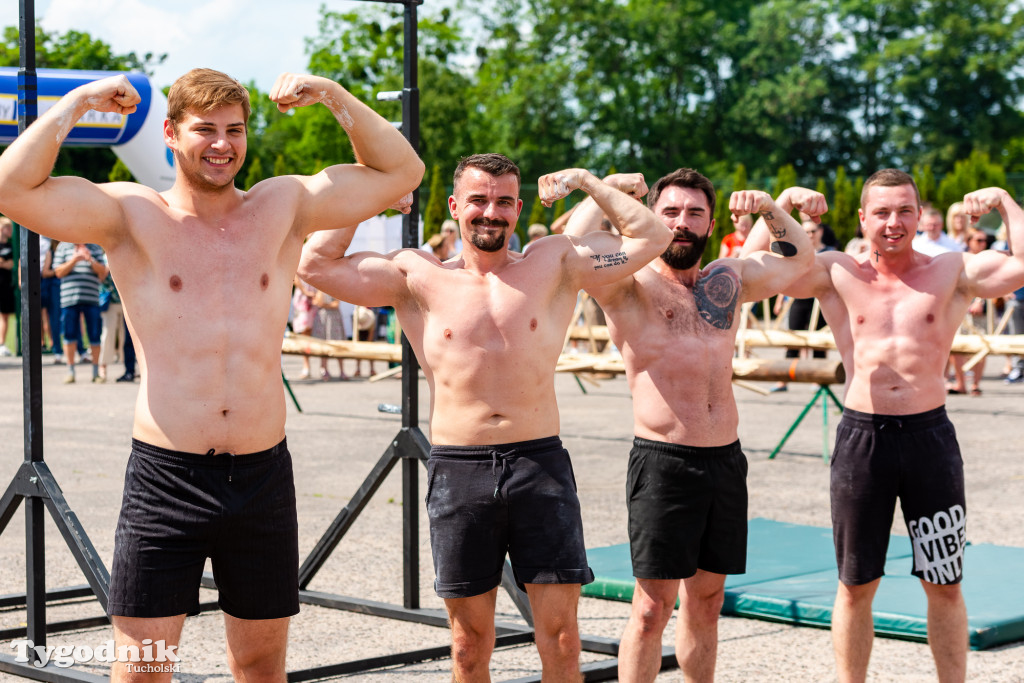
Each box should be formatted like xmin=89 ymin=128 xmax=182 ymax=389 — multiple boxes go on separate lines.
xmin=167 ymin=68 xmax=250 ymax=132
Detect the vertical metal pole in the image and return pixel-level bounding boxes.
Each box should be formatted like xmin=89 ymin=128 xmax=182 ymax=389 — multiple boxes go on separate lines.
xmin=19 ymin=0 xmax=47 ymax=659
xmin=400 ymin=0 xmax=422 ymax=610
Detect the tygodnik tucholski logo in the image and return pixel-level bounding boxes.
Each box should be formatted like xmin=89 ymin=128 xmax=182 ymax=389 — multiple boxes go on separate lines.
xmin=10 ymin=638 xmax=180 ymax=672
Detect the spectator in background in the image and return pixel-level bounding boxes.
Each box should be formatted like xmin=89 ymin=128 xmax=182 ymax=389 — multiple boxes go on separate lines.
xmin=40 ymin=236 xmax=63 ymax=362
xmin=946 ymin=202 xmax=970 ymax=250
xmin=718 ymin=212 xmax=753 ymax=258
xmin=771 ymin=220 xmax=837 ymax=392
xmin=0 ymin=218 xmax=15 ymax=356
xmin=948 ymin=228 xmax=994 ymax=395
xmin=312 ymin=288 xmax=348 ymax=381
xmin=421 ymin=219 xmax=461 ymax=259
xmin=291 ymin=275 xmax=318 ymax=380
xmin=53 ymin=242 xmax=107 ymax=383
xmin=117 ymin=322 xmax=137 ymax=383
xmin=523 ymin=223 xmax=548 ymax=253
xmin=98 ymin=275 xmax=126 ymax=382
xmin=913 ymin=205 xmax=963 ymax=255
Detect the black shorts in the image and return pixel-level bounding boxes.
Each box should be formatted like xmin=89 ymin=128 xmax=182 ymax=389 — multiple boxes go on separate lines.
xmin=831 ymin=407 xmax=966 ymax=586
xmin=108 ymin=438 xmax=300 ymax=620
xmin=627 ymin=437 xmax=748 ymax=579
xmin=426 ymin=436 xmax=595 ymax=599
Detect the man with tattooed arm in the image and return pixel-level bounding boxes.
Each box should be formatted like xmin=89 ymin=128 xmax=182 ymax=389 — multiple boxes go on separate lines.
xmin=298 ymin=154 xmax=672 ymax=682
xmin=743 ymin=169 xmax=1024 ymax=682
xmin=564 ymin=168 xmax=821 ymax=682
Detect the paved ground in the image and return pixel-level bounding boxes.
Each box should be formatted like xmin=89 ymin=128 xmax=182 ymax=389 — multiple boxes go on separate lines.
xmin=0 ymin=350 xmax=1022 ymax=682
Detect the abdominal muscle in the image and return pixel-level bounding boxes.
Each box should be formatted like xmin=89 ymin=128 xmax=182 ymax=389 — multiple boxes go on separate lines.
xmin=129 ymin=316 xmax=288 ymax=455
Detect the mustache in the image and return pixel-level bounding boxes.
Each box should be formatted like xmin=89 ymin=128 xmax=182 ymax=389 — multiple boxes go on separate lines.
xmin=472 ymin=217 xmax=509 ymax=228
xmin=673 ymin=229 xmax=703 ymax=242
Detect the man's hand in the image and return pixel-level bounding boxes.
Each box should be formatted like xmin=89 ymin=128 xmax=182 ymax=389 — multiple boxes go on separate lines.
xmin=269 ymin=73 xmax=335 ymax=113
xmin=601 ymin=173 xmax=648 ymax=201
xmin=963 ymin=188 xmax=1008 ymax=223
xmin=77 ymin=75 xmax=140 ymax=116
xmin=389 ymin=192 xmax=414 ymax=215
xmin=780 ymin=187 xmax=829 ymax=222
xmin=538 ymin=169 xmax=592 ymax=207
xmin=729 ymin=190 xmax=773 ymax=220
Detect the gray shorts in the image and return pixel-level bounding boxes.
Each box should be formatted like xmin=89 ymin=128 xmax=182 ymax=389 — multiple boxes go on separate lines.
xmin=426 ymin=436 xmax=594 ymax=599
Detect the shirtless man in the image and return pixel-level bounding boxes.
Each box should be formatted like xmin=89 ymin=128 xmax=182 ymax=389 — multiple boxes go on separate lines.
xmin=743 ymin=169 xmax=1024 ymax=682
xmin=298 ymin=154 xmax=672 ymax=682
xmin=564 ymin=168 xmax=821 ymax=682
xmin=0 ymin=68 xmax=423 ymax=681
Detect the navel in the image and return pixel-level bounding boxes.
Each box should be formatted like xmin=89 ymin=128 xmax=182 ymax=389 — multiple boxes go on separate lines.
xmin=444 ymin=328 xmax=453 ymax=341
xmin=169 ymin=275 xmax=183 ymax=292
xmin=260 ymin=273 xmax=269 ymax=290
xmin=529 ymin=318 xmax=538 ymax=331
xmin=222 ymin=409 xmax=229 ymax=418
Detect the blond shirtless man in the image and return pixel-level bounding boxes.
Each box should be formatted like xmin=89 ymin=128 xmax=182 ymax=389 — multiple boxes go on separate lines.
xmin=564 ymin=169 xmax=821 ymax=682
xmin=0 ymin=68 xmax=423 ymax=681
xmin=743 ymin=169 xmax=1024 ymax=683
xmin=298 ymin=153 xmax=672 ymax=682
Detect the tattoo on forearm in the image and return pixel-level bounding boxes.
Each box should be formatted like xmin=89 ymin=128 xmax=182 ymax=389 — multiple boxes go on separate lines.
xmin=590 ymin=251 xmax=629 ymax=269
xmin=771 ymin=241 xmax=798 ymax=257
xmin=763 ymin=212 xmax=787 ymax=239
xmin=694 ymin=265 xmax=740 ymax=330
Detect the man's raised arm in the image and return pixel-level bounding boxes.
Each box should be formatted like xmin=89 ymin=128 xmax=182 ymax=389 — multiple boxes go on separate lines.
xmin=738 ymin=186 xmax=829 ymax=301
xmin=0 ymin=75 xmax=140 ymax=243
xmin=298 ymin=194 xmax=415 ymax=307
xmin=538 ymin=169 xmax=672 ymax=289
xmin=269 ymin=74 xmax=424 ymax=234
xmin=963 ymin=187 xmax=1024 ymax=298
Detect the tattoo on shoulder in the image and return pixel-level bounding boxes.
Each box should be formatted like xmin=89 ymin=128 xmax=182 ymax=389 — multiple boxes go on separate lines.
xmin=694 ymin=265 xmax=740 ymax=330
xmin=591 ymin=250 xmax=629 ymax=270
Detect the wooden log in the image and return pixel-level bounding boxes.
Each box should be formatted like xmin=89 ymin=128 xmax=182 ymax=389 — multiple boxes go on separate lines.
xmin=732 ymin=358 xmax=845 ymax=384
xmin=282 ymin=333 xmax=403 ymax=361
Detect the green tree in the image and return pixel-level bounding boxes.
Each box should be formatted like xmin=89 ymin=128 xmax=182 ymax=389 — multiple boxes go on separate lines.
xmin=423 ymin=164 xmax=447 ymax=241
xmin=108 ymin=158 xmax=134 ymax=182
xmin=302 ymin=5 xmax=473 ymax=177
xmin=832 ymin=166 xmax=859 ymax=246
xmin=527 ymin=198 xmax=548 ymax=228
xmin=913 ymin=164 xmax=937 ymax=206
xmin=243 ymin=156 xmax=265 ymax=190
xmin=936 ymin=150 xmax=1007 ymax=211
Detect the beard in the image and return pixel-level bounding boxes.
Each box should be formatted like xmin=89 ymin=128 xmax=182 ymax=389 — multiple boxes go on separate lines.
xmin=660 ymin=230 xmax=709 ymax=270
xmin=468 ymin=218 xmax=509 ymax=253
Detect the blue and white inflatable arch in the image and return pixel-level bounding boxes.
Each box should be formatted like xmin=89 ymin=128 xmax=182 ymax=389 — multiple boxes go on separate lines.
xmin=0 ymin=67 xmax=174 ymax=190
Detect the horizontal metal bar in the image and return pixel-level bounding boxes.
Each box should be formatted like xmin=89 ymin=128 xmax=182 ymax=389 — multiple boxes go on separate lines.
xmin=0 ymin=654 xmax=108 ymax=683
xmin=298 ymin=590 xmax=450 ymax=628
xmin=0 ymin=584 xmax=93 ymax=609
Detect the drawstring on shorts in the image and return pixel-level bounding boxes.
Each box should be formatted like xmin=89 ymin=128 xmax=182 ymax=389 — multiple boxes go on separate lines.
xmin=206 ymin=448 xmax=236 ymax=481
xmin=490 ymin=448 xmax=514 ymax=498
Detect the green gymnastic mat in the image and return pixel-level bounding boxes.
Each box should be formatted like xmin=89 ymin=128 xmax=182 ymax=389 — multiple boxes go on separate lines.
xmin=583 ymin=518 xmax=1024 ymax=650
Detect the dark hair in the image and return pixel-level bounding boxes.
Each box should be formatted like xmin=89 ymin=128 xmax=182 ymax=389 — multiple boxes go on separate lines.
xmin=647 ymin=168 xmax=716 ymax=214
xmin=453 ymin=153 xmax=521 ymax=192
xmin=861 ymin=168 xmax=919 ymax=209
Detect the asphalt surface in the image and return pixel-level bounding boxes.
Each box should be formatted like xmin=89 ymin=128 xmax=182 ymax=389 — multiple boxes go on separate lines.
xmin=0 ymin=350 xmax=1022 ymax=682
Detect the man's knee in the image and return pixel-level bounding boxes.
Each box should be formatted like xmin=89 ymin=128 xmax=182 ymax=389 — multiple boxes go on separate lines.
xmin=921 ymin=581 xmax=964 ymax=607
xmin=631 ymin=586 xmax=678 ymax=634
